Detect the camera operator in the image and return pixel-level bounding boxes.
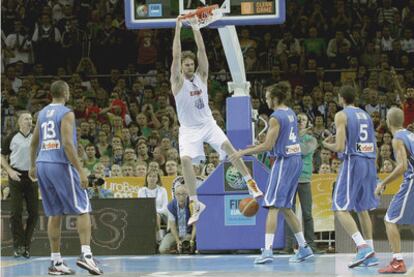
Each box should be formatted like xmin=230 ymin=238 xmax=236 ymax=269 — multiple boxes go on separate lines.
xmin=86 ymin=163 xmax=113 ymax=199
xmin=159 ymin=182 xmax=196 ymax=254
xmin=1 ymin=112 xmax=38 ymax=258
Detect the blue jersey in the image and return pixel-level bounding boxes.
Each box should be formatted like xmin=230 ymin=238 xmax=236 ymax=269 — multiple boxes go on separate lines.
xmin=343 ymin=107 xmax=376 ymax=159
xmin=394 ymin=129 xmax=414 ymax=180
xmin=270 ymin=107 xmax=301 ymax=158
xmin=36 ymin=103 xmax=76 ymax=164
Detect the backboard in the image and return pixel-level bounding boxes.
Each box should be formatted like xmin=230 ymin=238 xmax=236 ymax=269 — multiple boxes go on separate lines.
xmin=125 ymin=0 xmax=285 ymax=29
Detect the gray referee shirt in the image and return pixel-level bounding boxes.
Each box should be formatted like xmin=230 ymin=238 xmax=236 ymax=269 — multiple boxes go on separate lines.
xmin=1 ymin=130 xmax=32 ymax=171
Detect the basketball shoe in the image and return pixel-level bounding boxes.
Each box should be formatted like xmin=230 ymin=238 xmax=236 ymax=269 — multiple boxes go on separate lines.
xmin=378 ymin=259 xmax=406 ymax=274
xmin=188 ymin=200 xmax=206 ymax=225
xmin=348 ymin=245 xmax=374 ymax=268
xmin=246 ymin=179 xmax=263 ymax=199
xmin=76 ymin=253 xmax=103 ymax=275
xmin=359 ymin=255 xmax=379 ymax=267
xmin=48 ymin=261 xmax=75 ymax=275
xmin=254 ymin=248 xmax=274 ymax=264
xmin=289 ymin=245 xmax=314 ymax=263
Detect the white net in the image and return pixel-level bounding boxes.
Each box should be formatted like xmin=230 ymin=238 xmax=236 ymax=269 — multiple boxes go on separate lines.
xmin=182 ymin=6 xmax=223 ymax=30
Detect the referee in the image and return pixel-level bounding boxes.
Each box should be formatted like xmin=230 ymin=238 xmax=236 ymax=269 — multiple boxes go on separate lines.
xmin=1 ymin=111 xmax=39 ymax=258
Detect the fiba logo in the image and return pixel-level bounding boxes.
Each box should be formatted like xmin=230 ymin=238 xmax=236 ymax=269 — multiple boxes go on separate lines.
xmin=225 ymin=165 xmax=246 ymax=190
xmin=136 ymin=4 xmax=148 ymax=17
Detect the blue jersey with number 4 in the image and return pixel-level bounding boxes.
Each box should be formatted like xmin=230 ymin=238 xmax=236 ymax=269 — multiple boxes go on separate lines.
xmin=270 ymin=107 xmax=301 ymax=158
xmin=343 ymin=107 xmax=376 ymax=159
xmin=36 ymin=103 xmax=76 ymax=164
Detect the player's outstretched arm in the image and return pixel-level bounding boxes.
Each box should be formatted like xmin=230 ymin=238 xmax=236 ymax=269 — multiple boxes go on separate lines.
xmin=376 ymin=138 xmax=408 ymax=196
xmin=171 ymin=19 xmax=183 ymax=95
xmin=29 ymin=120 xmax=40 ymax=181
xmin=193 ymin=29 xmax=208 ymax=83
xmin=229 ymin=118 xmax=280 ymax=162
xmin=323 ymin=112 xmax=346 ymax=153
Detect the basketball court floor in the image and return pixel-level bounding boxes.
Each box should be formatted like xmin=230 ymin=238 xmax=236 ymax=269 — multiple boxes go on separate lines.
xmin=1 ymin=252 xmax=413 ymax=276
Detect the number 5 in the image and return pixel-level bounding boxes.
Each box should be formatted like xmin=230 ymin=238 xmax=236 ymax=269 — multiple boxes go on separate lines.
xmin=360 ymin=124 xmax=368 ymax=141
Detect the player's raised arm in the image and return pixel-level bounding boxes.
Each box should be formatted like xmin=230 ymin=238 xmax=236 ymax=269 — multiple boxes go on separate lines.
xmin=171 ymin=19 xmax=184 ymax=95
xmin=193 ymin=29 xmax=208 ymax=83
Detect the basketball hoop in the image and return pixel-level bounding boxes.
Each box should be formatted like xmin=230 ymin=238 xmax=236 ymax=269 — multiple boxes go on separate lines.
xmin=179 ymin=4 xmax=223 ymax=30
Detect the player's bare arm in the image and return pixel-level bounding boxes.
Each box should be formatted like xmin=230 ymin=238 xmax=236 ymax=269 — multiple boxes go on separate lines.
xmin=171 ymin=19 xmax=184 ymax=95
xmin=61 ymin=112 xmax=88 ymax=188
xmin=193 ymin=29 xmax=208 ymax=83
xmin=29 ymin=120 xmax=40 ymax=181
xmin=229 ymin=118 xmax=280 ymax=162
xmin=323 ymin=112 xmax=346 ymax=153
xmin=376 ymin=138 xmax=408 ymax=196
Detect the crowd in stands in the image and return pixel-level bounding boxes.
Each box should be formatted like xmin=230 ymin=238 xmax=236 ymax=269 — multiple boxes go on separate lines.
xmin=2 ymin=0 xmax=414 ymax=192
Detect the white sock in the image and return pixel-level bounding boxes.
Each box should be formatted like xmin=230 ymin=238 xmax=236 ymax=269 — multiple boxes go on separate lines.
xmin=51 ymin=252 xmax=63 ymax=264
xmin=366 ymin=239 xmax=374 ymax=250
xmin=393 ymin=253 xmax=403 ymax=261
xmin=294 ymin=232 xmax=307 ymax=247
xmin=243 ymin=175 xmax=252 ymax=182
xmin=265 ymin=233 xmax=274 ymax=250
xmin=81 ymin=245 xmax=92 ymax=255
xmin=351 ymin=232 xmax=366 ymax=247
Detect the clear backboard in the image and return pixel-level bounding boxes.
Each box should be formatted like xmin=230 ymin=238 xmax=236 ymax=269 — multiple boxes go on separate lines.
xmin=125 ymin=0 xmax=285 ymax=29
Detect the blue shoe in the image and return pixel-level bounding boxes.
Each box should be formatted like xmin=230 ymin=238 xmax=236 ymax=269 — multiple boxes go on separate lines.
xmin=289 ymin=245 xmax=314 ymax=263
xmin=254 ymin=248 xmax=274 ymax=264
xmin=359 ymin=255 xmax=379 ymax=267
xmin=348 ymin=245 xmax=374 ymax=268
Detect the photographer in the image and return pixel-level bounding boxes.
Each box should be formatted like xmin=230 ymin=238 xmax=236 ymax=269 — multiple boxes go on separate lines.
xmin=159 ymin=183 xmax=196 ymax=254
xmin=86 ymin=163 xmax=113 ymax=199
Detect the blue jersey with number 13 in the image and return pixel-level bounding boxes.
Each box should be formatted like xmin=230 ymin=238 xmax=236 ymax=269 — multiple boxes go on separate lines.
xmin=36 ymin=103 xmax=77 ymax=164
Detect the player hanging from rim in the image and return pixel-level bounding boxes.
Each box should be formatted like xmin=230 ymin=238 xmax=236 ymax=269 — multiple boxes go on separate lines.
xmin=230 ymin=84 xmax=314 ymax=264
xmin=375 ymin=107 xmax=413 ymax=274
xmin=170 ymin=18 xmax=263 ymax=225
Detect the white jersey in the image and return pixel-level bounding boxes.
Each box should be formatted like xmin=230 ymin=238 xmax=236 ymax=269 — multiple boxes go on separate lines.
xmin=174 ymin=73 xmax=214 ymax=127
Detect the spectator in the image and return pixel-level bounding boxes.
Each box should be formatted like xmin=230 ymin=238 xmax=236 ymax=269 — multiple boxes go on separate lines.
xmin=31 ymin=13 xmax=61 ymax=73
xmin=159 ymin=183 xmax=196 ymax=254
xmin=136 ymin=142 xmax=151 ymax=163
xmin=380 ymin=158 xmax=395 ymax=173
xmin=134 ymin=161 xmax=148 ymax=177
xmin=84 ymin=144 xmax=98 ymax=172
xmin=318 ymin=163 xmax=332 ymax=174
xmin=121 ymin=163 xmax=134 ymax=177
xmin=4 ymin=20 xmax=33 ymax=68
xmin=87 ymin=163 xmax=113 ymax=199
xmin=138 ymin=169 xmax=169 ymax=242
xmin=96 ymin=131 xmax=111 ymax=157
xmin=331 ymin=158 xmax=342 ymax=174
xmin=165 ymin=160 xmax=179 ymax=177
xmin=110 ymin=164 xmax=122 ymax=177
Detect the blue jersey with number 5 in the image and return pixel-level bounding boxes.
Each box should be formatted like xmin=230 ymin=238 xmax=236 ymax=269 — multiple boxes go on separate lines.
xmin=270 ymin=107 xmax=301 ymax=158
xmin=343 ymin=107 xmax=376 ymax=159
xmin=36 ymin=103 xmax=76 ymax=164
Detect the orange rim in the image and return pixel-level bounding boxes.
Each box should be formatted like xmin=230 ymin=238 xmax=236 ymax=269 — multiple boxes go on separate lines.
xmin=179 ymin=4 xmax=219 ymax=20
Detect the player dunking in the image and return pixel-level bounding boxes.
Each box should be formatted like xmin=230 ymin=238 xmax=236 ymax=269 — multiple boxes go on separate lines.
xmin=171 ymin=19 xmax=263 ymax=225
xmin=230 ymin=84 xmax=314 ymax=264
xmin=322 ymin=85 xmax=378 ymax=268
xmin=29 ymin=80 xmax=103 ymax=275
xmin=375 ymin=107 xmax=413 ymax=274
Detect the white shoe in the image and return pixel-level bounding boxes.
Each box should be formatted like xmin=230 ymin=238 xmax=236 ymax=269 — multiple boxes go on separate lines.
xmin=188 ymin=201 xmax=206 ymax=225
xmin=247 ymin=179 xmax=263 ymax=199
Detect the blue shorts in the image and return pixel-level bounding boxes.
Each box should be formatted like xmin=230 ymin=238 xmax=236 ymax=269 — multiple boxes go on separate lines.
xmin=37 ymin=162 xmax=91 ymax=216
xmin=332 ymin=156 xmax=378 ymax=212
xmin=263 ymin=155 xmax=302 ymax=208
xmin=385 ymin=178 xmax=414 ymax=225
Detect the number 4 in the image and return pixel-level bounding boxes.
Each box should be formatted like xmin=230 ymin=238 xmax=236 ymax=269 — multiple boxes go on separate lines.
xmin=289 ymin=127 xmax=297 ymax=142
